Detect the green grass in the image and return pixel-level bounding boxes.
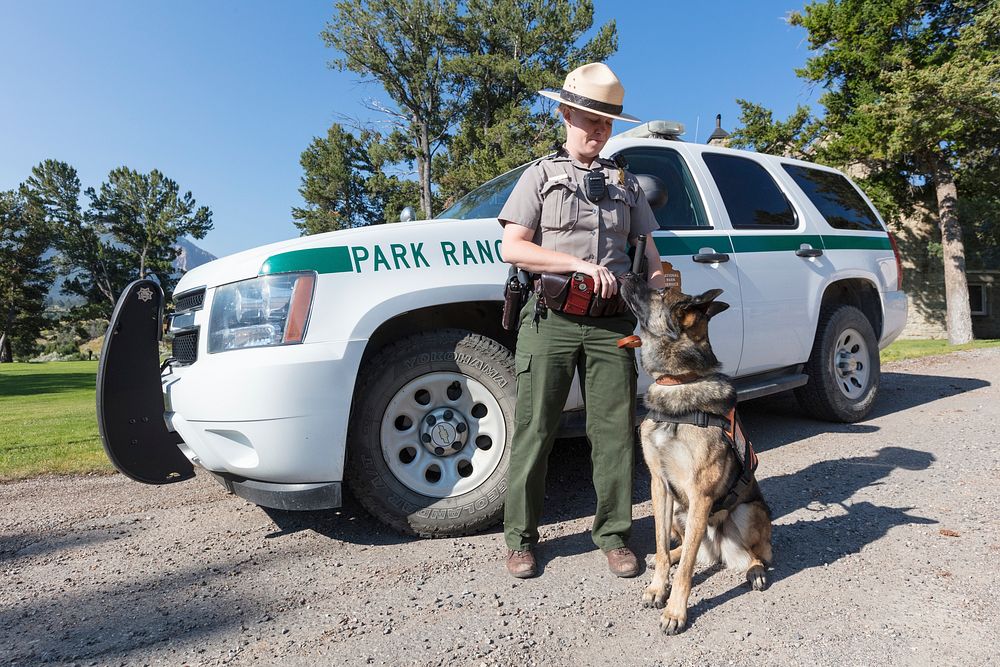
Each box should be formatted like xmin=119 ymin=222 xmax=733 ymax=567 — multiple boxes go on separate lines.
xmin=0 ymin=361 xmax=111 ymax=480
xmin=880 ymin=338 xmax=1000 ymax=363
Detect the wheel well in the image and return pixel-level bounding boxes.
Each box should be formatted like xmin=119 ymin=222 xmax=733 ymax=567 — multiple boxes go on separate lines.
xmin=820 ymin=279 xmax=882 ymax=339
xmin=358 ymin=301 xmax=514 ymax=370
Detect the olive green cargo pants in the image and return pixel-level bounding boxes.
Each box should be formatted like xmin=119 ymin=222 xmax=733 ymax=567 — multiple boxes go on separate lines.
xmin=504 ymin=297 xmax=638 ymax=552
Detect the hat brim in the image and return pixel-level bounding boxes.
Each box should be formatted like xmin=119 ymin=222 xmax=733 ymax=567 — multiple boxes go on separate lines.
xmin=538 ymin=89 xmax=641 ymax=123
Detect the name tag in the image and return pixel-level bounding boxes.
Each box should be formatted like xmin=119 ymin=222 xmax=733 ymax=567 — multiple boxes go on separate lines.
xmin=545 ymin=174 xmax=569 ymax=184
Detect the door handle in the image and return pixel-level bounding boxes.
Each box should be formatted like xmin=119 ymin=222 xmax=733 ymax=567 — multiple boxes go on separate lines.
xmin=795 ymin=247 xmax=823 ymax=258
xmin=692 ymin=252 xmax=730 ymax=263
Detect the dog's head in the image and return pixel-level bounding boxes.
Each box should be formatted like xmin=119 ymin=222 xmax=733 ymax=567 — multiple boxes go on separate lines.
xmin=620 ymin=274 xmax=730 ymax=375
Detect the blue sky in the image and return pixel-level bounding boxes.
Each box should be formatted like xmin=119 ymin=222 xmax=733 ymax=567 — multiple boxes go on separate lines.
xmin=0 ymin=0 xmax=820 ymax=259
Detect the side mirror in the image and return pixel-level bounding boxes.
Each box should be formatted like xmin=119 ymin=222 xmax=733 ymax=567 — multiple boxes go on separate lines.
xmin=399 ymin=206 xmax=415 ymax=222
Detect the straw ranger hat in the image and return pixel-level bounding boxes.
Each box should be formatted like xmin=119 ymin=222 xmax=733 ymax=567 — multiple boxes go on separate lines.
xmin=538 ymin=62 xmax=641 ymax=123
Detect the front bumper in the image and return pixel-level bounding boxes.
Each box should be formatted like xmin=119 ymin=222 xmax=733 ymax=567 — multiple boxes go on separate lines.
xmin=163 ymin=338 xmax=367 ymax=484
xmin=209 ymin=474 xmax=342 ymax=511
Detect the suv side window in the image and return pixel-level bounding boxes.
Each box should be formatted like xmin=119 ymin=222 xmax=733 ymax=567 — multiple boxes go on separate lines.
xmin=703 ymin=153 xmax=796 ymax=229
xmin=618 ymin=147 xmax=710 ymax=229
xmin=782 ymin=164 xmax=884 ymax=232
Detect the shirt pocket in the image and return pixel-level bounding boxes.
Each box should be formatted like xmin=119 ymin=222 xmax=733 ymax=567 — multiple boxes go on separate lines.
xmin=540 ymin=179 xmax=578 ymax=231
xmin=606 ymin=183 xmax=633 ymax=235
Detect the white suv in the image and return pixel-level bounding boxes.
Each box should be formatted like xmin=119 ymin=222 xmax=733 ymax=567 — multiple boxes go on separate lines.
xmin=97 ymin=121 xmax=906 ymax=537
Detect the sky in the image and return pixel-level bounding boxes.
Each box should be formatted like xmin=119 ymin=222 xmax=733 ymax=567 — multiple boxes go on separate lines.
xmin=0 ymin=0 xmax=822 ymax=259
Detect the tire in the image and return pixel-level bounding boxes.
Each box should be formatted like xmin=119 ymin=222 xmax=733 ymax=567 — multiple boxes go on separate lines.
xmin=795 ymin=304 xmax=881 ymax=423
xmin=345 ymin=329 xmax=515 ymax=537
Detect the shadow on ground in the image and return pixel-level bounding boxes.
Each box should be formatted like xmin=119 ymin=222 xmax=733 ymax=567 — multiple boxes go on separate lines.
xmin=254 ymin=368 xmax=977 ymax=556
xmin=0 ymin=371 xmax=96 ymax=397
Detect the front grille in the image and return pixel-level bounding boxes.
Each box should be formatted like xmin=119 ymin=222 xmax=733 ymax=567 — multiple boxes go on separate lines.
xmin=174 ymin=288 xmax=205 ymax=313
xmin=172 ymin=329 xmax=199 ymax=365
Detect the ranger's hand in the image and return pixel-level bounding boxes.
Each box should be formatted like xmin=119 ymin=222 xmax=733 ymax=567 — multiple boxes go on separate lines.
xmin=579 ymin=262 xmax=618 ymax=299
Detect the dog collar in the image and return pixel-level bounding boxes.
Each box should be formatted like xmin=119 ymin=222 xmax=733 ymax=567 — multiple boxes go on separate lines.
xmin=654 ymin=372 xmax=702 ymax=386
xmin=617 ymin=335 xmax=642 ymax=348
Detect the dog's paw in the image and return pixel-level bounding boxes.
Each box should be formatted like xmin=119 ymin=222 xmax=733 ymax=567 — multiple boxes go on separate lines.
xmin=746 ymin=564 xmax=768 ymax=591
xmin=642 ymin=584 xmax=669 ymax=609
xmin=659 ymin=610 xmax=687 ymax=635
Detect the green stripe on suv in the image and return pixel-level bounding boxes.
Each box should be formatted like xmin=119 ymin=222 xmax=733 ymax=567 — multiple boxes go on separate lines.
xmin=260 ymin=233 xmax=892 ymax=274
xmin=260 ymin=246 xmax=354 ymax=275
xmin=654 ymin=233 xmax=889 ymax=256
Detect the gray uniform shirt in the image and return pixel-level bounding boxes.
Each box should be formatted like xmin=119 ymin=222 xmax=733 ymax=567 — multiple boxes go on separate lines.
xmin=498 ymin=152 xmax=659 ymax=275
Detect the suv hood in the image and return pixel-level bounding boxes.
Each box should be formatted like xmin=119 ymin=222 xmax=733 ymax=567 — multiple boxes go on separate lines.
xmin=174 ymin=217 xmax=464 ymax=295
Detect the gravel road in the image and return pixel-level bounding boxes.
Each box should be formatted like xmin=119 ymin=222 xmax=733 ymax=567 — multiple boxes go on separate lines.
xmin=3 ymin=349 xmax=999 ymax=666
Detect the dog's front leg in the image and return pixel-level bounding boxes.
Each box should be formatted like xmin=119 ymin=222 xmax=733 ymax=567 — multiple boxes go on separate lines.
xmin=660 ymin=494 xmax=712 ymax=635
xmin=642 ymin=472 xmax=673 ymax=609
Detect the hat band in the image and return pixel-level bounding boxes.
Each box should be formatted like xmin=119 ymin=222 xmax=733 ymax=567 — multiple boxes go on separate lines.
xmin=559 ymin=89 xmax=623 ymax=116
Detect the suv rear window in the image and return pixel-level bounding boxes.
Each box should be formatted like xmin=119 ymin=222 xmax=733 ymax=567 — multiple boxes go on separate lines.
xmin=703 ymin=153 xmax=796 ymax=228
xmin=783 ymin=164 xmax=884 ymax=232
xmin=617 ymin=147 xmax=709 ymax=229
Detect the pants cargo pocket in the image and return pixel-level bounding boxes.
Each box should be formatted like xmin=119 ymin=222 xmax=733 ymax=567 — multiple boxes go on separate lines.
xmin=514 ymin=354 xmax=532 ymax=427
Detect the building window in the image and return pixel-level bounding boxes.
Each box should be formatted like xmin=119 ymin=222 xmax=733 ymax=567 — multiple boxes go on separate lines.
xmin=969 ymin=284 xmax=988 ymax=316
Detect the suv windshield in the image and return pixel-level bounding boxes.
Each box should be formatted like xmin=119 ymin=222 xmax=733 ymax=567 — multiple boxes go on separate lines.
xmin=437 ymin=165 xmax=529 ymax=220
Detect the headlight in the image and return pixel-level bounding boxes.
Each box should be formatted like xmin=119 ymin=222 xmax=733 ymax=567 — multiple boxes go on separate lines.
xmin=207 ymin=273 xmax=316 ymax=353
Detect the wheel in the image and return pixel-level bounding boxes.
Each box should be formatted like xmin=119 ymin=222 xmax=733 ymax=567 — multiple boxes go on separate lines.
xmin=346 ymin=329 xmax=515 ymax=537
xmin=795 ymin=304 xmax=880 ymax=422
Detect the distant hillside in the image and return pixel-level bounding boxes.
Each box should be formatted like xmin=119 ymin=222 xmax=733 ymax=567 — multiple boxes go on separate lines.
xmin=45 ymin=238 xmax=217 ymax=308
xmin=173 ymin=237 xmax=217 ymax=273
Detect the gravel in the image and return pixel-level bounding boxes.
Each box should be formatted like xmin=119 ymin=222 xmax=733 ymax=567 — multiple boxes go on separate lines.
xmin=2 ymin=348 xmax=999 ymax=666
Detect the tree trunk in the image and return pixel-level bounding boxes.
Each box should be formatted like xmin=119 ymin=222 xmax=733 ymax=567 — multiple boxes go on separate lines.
xmin=932 ymin=158 xmax=974 ymax=345
xmin=0 ymin=307 xmax=13 ymax=362
xmin=418 ymin=122 xmax=433 ymax=219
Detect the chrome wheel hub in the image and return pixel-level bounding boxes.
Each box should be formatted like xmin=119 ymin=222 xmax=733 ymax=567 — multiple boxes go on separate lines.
xmin=833 ymin=327 xmax=871 ymax=400
xmin=380 ymin=372 xmax=506 ymax=498
xmin=419 ymin=407 xmax=468 ymax=456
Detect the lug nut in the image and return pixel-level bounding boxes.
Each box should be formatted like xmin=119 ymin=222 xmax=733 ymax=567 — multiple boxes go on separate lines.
xmin=434 ymin=447 xmax=445 ymax=456
xmin=426 ymin=415 xmax=436 ymax=426
xmin=443 ymin=410 xmax=453 ymax=421
xmin=453 ymin=441 xmax=464 ymax=451
xmin=421 ymin=433 xmax=432 ymax=443
xmin=456 ymin=423 xmax=467 ymax=434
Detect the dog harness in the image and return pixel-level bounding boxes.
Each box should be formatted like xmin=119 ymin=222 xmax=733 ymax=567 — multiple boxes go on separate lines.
xmin=643 ymin=374 xmax=760 ymax=515
xmin=645 ymin=405 xmax=759 ymax=514
xmin=614 ymin=335 xmax=760 ymax=513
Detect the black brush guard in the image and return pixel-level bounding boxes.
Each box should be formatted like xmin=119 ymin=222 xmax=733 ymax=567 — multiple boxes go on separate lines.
xmin=96 ymin=279 xmax=194 ymax=484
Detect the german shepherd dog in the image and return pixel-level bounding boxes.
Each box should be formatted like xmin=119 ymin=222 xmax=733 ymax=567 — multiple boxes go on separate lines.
xmin=619 ymin=276 xmax=773 ymax=635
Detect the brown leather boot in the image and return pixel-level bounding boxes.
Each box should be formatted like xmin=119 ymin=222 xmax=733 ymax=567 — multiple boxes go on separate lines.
xmin=506 ymin=549 xmax=537 ymax=578
xmin=606 ymin=547 xmax=639 ymax=578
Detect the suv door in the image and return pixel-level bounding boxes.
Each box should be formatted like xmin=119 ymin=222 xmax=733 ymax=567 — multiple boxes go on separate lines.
xmin=616 ymin=145 xmax=744 ymax=376
xmin=697 ymin=151 xmax=834 ymax=376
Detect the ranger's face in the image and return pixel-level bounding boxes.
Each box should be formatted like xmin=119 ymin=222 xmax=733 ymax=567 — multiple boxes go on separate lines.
xmin=563 ymin=108 xmax=613 ymax=161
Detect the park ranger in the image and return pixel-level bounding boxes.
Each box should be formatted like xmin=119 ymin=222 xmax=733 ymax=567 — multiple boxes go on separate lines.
xmin=499 ymin=62 xmax=666 ymax=579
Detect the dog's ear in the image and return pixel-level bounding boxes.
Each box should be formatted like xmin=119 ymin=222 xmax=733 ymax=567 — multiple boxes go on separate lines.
xmin=691 ymin=288 xmax=724 ymax=305
xmin=688 ymin=289 xmax=729 ymax=320
xmin=702 ymin=301 xmax=730 ymax=319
